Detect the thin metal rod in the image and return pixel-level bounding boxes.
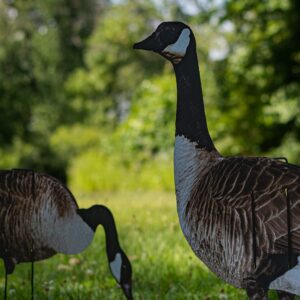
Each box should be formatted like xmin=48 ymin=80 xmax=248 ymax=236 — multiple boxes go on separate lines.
xmin=285 ymin=188 xmax=292 ymax=268
xmin=4 ymin=186 xmax=11 ymax=300
xmin=251 ymin=191 xmax=257 ymax=269
xmin=4 ymin=270 xmax=7 ymax=300
xmin=31 ymin=259 xmax=34 ymax=300
xmin=31 ymin=171 xmax=35 ymax=203
xmin=31 ymin=171 xmax=35 ymax=300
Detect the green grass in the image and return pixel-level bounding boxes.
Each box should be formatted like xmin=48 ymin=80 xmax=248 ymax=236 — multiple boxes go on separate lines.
xmin=0 ymin=192 xmax=288 ymax=299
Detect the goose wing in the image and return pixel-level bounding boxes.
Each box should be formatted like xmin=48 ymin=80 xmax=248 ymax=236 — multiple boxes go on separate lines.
xmin=0 ymin=170 xmax=78 ymax=262
xmin=210 ymin=157 xmax=300 ymax=253
xmin=0 ymin=170 xmax=78 ymax=209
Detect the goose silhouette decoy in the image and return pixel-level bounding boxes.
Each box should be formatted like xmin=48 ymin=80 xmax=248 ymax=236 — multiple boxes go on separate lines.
xmin=0 ymin=169 xmax=132 ymax=300
xmin=134 ymin=22 xmax=300 ymax=299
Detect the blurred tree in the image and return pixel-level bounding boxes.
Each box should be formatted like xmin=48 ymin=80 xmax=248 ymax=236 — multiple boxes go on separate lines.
xmin=0 ymin=0 xmax=43 ymax=145
xmin=51 ymin=0 xmax=105 ymax=75
xmin=66 ymin=0 xmax=165 ymax=127
xmin=212 ymin=0 xmax=300 ymax=159
xmin=0 ymin=0 xmax=104 ymax=180
xmin=2 ymin=0 xmax=299 ymax=190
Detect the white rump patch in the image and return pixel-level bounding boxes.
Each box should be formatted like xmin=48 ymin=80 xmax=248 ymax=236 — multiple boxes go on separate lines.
xmin=31 ymin=197 xmax=94 ymax=254
xmin=110 ymin=253 xmax=122 ymax=282
xmin=163 ymin=28 xmax=190 ymax=57
xmin=269 ymin=256 xmax=300 ymax=295
xmin=52 ymin=214 xmax=94 ymax=254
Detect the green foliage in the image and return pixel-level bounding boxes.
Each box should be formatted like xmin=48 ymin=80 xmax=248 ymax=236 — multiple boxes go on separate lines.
xmin=115 ymin=74 xmax=176 ymax=155
xmin=213 ymin=0 xmax=300 ymax=157
xmin=69 ymin=150 xmax=173 ymax=192
xmin=49 ymin=0 xmax=100 ymax=74
xmin=67 ymin=73 xmax=177 ymax=192
xmin=1 ymin=0 xmax=300 ymax=189
xmin=0 ymin=0 xmax=100 ymax=179
xmin=66 ymin=0 xmax=164 ymax=128
xmin=0 ymin=0 xmax=59 ymax=145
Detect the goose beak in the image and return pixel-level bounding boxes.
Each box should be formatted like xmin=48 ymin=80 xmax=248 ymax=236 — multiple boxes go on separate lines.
xmin=122 ymin=283 xmax=133 ymax=300
xmin=133 ymin=40 xmax=148 ymax=50
xmin=133 ymin=32 xmax=158 ymax=52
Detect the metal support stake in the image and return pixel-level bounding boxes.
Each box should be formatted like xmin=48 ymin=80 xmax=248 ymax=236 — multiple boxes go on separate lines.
xmin=285 ymin=188 xmax=292 ymax=268
xmin=251 ymin=191 xmax=257 ymax=270
xmin=4 ymin=270 xmax=7 ymax=300
xmin=3 ymin=187 xmax=12 ymax=300
xmin=31 ymin=171 xmax=35 ymax=300
xmin=31 ymin=256 xmax=34 ymax=300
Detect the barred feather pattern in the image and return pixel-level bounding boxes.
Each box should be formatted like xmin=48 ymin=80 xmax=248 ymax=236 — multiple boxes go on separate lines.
xmin=0 ymin=170 xmax=80 ymax=263
xmin=176 ymin=138 xmax=300 ymax=290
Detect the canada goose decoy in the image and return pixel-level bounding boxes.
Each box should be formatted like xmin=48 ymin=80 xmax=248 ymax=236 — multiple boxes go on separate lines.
xmin=134 ymin=22 xmax=300 ymax=299
xmin=0 ymin=169 xmax=132 ymax=300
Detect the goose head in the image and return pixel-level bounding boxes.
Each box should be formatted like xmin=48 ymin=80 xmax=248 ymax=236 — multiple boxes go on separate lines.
xmin=109 ymin=250 xmax=133 ymax=300
xmin=133 ymin=21 xmax=193 ymax=64
xmin=77 ymin=205 xmax=133 ymax=299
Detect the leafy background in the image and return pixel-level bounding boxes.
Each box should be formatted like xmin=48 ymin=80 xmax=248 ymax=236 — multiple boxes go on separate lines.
xmin=1 ymin=0 xmax=299 ymax=192
xmin=0 ymin=0 xmax=300 ymax=299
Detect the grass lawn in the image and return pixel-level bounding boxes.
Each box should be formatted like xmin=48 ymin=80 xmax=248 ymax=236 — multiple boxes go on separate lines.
xmin=0 ymin=192 xmax=290 ymax=299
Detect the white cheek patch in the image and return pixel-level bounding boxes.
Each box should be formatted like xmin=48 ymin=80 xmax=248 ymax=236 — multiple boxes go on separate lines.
xmin=163 ymin=28 xmax=191 ymax=57
xmin=110 ymin=253 xmax=122 ymax=282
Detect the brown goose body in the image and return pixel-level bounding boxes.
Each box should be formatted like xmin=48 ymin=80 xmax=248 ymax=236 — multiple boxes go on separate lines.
xmin=134 ymin=22 xmax=300 ymax=298
xmin=179 ymin=153 xmax=300 ymax=289
xmin=0 ymin=169 xmax=90 ymax=266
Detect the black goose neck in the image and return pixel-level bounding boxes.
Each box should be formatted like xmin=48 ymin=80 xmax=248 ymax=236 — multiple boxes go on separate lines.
xmin=78 ymin=205 xmax=120 ymax=261
xmin=173 ymin=43 xmax=216 ymax=151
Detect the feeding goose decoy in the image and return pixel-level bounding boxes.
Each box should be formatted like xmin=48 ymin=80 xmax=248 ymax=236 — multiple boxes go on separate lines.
xmin=134 ymin=22 xmax=300 ymax=299
xmin=0 ymin=169 xmax=132 ymax=300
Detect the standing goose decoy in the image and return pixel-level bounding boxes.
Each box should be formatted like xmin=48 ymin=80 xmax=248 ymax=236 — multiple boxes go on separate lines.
xmin=134 ymin=22 xmax=300 ymax=299
xmin=0 ymin=169 xmax=132 ymax=300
